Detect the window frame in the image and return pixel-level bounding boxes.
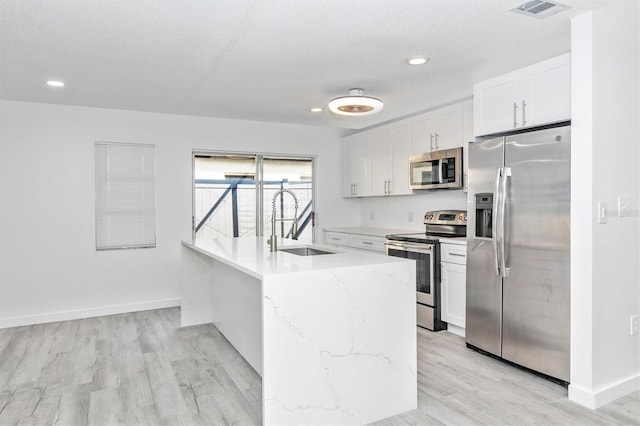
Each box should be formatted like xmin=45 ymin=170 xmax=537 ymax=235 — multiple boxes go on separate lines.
xmin=191 ymin=150 xmax=317 ymax=243
xmin=95 ymin=141 xmax=157 ymax=251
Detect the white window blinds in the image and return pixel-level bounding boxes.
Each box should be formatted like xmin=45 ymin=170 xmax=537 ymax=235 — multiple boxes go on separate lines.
xmin=95 ymin=142 xmax=156 ymax=250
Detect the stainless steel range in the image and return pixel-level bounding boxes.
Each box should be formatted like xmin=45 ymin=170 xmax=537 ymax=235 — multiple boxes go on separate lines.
xmin=385 ymin=210 xmax=467 ymax=331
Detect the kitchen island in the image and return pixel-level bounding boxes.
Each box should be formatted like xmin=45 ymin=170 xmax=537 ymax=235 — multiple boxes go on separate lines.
xmin=180 ymin=237 xmax=417 ymax=425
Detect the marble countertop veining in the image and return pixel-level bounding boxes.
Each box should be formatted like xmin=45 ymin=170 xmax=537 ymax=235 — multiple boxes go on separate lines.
xmin=182 ymin=237 xmax=410 ymax=279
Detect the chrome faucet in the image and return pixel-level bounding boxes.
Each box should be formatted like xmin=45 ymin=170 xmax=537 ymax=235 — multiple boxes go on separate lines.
xmin=269 ymin=189 xmax=299 ymax=252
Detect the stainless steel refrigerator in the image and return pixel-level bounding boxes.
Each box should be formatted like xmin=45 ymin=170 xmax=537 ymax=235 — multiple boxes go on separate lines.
xmin=466 ymin=123 xmax=570 ymax=383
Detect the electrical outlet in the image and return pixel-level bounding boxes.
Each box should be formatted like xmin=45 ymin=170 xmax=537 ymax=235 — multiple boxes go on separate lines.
xmin=631 ymin=315 xmax=639 ymax=336
xmin=408 ymin=212 xmax=414 ymax=223
xmin=618 ymin=195 xmax=631 ymax=217
xmin=370 ymin=210 xmax=375 ymax=221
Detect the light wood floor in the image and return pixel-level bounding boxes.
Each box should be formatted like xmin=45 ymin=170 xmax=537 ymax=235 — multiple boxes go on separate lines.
xmin=0 ymin=308 xmax=637 ymax=425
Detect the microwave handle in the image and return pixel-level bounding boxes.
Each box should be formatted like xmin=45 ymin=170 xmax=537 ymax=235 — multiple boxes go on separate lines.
xmin=439 ymin=160 xmax=446 ymax=184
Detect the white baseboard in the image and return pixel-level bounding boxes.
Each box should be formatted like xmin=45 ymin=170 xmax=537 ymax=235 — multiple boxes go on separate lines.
xmin=0 ymin=298 xmax=182 ymax=329
xmin=569 ymin=374 xmax=640 ymax=409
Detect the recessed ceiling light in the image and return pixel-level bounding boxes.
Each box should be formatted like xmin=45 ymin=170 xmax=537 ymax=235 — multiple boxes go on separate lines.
xmin=46 ymin=80 xmax=65 ymax=87
xmin=309 ymin=107 xmax=323 ymax=113
xmin=406 ymin=57 xmax=430 ymax=66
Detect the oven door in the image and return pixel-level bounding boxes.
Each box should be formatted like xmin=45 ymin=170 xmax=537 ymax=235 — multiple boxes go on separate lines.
xmin=385 ymin=241 xmax=435 ymax=306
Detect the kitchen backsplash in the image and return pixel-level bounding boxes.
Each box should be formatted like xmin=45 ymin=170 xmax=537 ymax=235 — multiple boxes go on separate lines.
xmin=356 ymin=190 xmax=467 ymax=230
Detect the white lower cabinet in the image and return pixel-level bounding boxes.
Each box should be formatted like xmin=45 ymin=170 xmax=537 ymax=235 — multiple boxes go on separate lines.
xmin=440 ymin=242 xmax=467 ymax=335
xmin=324 ymin=230 xmax=386 ymax=253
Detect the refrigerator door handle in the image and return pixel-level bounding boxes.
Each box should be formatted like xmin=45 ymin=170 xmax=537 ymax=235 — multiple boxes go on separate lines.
xmin=499 ymin=167 xmax=511 ymax=277
xmin=493 ymin=168 xmax=502 ymax=277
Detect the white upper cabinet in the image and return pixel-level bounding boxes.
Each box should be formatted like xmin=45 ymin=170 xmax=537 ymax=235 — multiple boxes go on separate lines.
xmin=389 ymin=118 xmax=413 ymax=196
xmin=341 ymin=100 xmax=470 ymax=198
xmin=368 ymin=127 xmax=393 ymax=196
xmin=341 ymin=133 xmax=370 ymax=197
xmin=525 ymin=55 xmax=571 ymax=128
xmin=413 ymin=103 xmax=465 ymax=153
xmin=473 ymin=53 xmax=571 ymax=136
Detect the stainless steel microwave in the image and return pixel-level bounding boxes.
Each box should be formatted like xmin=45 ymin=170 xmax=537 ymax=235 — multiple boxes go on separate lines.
xmin=409 ymin=147 xmax=463 ymax=190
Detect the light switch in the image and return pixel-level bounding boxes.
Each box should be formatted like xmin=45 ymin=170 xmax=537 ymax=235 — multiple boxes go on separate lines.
xmin=597 ymin=202 xmax=607 ymax=224
xmin=618 ymin=195 xmax=631 ymax=217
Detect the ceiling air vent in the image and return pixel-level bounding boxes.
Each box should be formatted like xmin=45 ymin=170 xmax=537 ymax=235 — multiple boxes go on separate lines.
xmin=510 ymin=0 xmax=570 ymax=19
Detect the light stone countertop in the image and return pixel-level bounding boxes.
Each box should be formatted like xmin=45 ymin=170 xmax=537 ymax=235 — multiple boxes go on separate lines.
xmin=324 ymin=226 xmax=418 ymax=237
xmin=182 ymin=236 xmax=409 ymax=279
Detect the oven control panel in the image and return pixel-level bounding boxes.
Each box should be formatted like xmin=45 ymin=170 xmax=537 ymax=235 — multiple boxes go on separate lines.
xmin=423 ymin=210 xmax=467 ymax=225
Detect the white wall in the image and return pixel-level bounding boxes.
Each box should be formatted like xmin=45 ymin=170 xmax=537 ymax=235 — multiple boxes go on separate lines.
xmin=0 ymin=100 xmax=351 ymax=328
xmin=356 ymin=191 xmax=467 ymax=231
xmin=570 ymin=0 xmax=640 ymax=408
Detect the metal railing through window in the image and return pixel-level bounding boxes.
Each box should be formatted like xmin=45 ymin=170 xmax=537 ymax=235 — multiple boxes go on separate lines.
xmin=194 ymin=178 xmax=313 ymax=243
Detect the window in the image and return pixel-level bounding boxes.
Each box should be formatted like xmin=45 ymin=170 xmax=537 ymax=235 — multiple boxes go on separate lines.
xmin=95 ymin=142 xmax=156 ymax=250
xmin=193 ymin=153 xmax=315 ymax=244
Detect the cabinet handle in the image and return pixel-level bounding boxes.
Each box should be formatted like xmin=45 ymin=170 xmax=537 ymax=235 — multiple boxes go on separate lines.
xmin=513 ymin=102 xmax=518 ymax=128
xmin=331 ymin=237 xmax=340 ymax=241
xmin=522 ymin=100 xmax=527 ymax=126
xmin=354 ymin=183 xmax=357 ymax=196
xmin=435 ymin=133 xmax=439 ymax=150
xmin=430 ymin=133 xmax=434 ymax=151
xmin=387 ymin=179 xmax=392 ymax=195
xmin=449 ymin=252 xmax=466 ymax=257
xmin=362 ymin=241 xmax=374 ymax=245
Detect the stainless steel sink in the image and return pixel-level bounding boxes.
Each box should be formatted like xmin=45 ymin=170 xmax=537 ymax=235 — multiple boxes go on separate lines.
xmin=279 ymin=247 xmax=335 ymax=256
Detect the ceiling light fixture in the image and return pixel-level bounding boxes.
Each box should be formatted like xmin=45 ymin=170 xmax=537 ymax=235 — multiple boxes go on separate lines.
xmin=406 ymin=57 xmax=429 ymax=66
xmin=328 ymin=88 xmax=384 ymax=116
xmin=309 ymin=107 xmax=323 ymax=113
xmin=46 ymin=80 xmax=65 ymax=87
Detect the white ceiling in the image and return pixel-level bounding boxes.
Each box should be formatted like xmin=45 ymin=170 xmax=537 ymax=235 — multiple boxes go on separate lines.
xmin=0 ymin=0 xmax=616 ymax=130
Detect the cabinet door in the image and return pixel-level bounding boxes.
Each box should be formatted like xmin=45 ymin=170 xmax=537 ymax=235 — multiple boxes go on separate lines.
xmin=440 ymin=261 xmax=467 ymax=328
xmin=350 ymin=235 xmax=386 ymax=252
xmin=390 ymin=118 xmax=413 ymax=195
xmin=462 ymin=99 xmax=473 ymax=190
xmin=412 ymin=112 xmax=437 ymax=154
xmin=414 ymin=103 xmax=465 ymax=152
xmin=473 ymin=73 xmax=520 ymax=136
xmin=368 ymin=127 xmax=392 ymax=196
xmin=522 ymin=53 xmax=571 ymax=128
xmin=341 ymin=134 xmax=358 ymax=197
xmin=341 ymin=133 xmax=370 ymax=197
xmin=430 ymin=103 xmax=464 ymax=150
xmin=324 ymin=231 xmax=349 ymax=247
